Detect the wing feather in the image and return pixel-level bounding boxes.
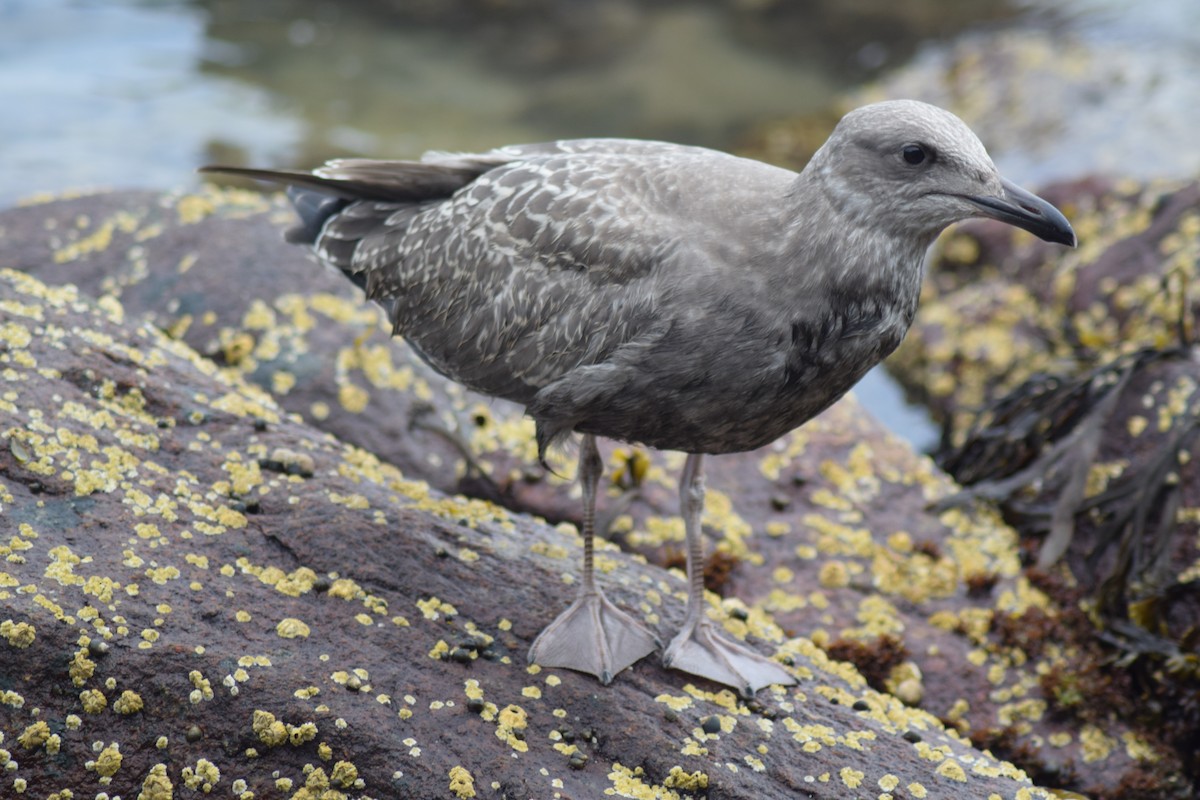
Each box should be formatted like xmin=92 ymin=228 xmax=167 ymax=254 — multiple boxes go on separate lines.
xmin=209 ymin=140 xmax=794 ymax=418
xmin=361 ymin=149 xmax=709 ymax=402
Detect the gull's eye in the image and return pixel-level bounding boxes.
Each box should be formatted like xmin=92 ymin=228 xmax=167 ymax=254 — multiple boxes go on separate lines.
xmin=902 ymin=144 xmax=929 ymax=165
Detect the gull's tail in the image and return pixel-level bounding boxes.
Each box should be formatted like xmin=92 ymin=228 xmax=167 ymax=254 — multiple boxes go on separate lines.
xmin=198 ymin=158 xmax=500 ymax=292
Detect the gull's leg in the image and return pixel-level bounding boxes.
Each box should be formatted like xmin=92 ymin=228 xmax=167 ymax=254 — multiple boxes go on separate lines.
xmin=528 ymin=434 xmax=659 ymax=683
xmin=662 ymin=453 xmax=796 ymax=697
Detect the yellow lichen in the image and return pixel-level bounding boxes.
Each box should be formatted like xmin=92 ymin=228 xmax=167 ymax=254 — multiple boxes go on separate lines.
xmin=17 ymin=720 xmax=51 ymax=749
xmin=113 ymin=689 xmax=144 ymax=714
xmin=654 ymin=694 xmax=694 ymax=712
xmin=337 ymin=383 xmax=370 ymax=413
xmin=1080 ymin=724 xmax=1117 ymax=763
xmin=327 ymin=578 xmax=362 ymax=600
xmin=495 ymin=704 xmax=529 ymax=752
xmin=94 ymin=742 xmax=123 ymax=777
xmin=935 ymin=760 xmax=967 ymax=782
xmin=448 ymin=765 xmax=477 ymax=799
xmin=253 ymin=710 xmax=289 ymax=747
xmin=606 ymin=763 xmax=685 ymax=800
xmin=415 ymin=596 xmax=457 ymax=620
xmin=138 ymin=763 xmax=174 ymax=800
xmin=69 ymin=648 xmax=96 ymax=686
xmin=331 ymin=760 xmax=358 ymax=788
xmin=1 ymin=618 xmax=35 ymax=648
xmin=289 ymin=721 xmax=318 ymax=745
xmin=181 ymin=758 xmax=221 ymax=792
xmin=276 ymin=618 xmax=311 ymax=639
xmin=817 ymin=561 xmax=850 ymax=589
xmin=80 ymin=688 xmax=107 ymax=713
xmin=663 ymin=766 xmax=709 ymax=790
xmin=188 ymin=670 xmax=214 ymax=702
xmin=839 ymin=766 xmax=865 ymax=789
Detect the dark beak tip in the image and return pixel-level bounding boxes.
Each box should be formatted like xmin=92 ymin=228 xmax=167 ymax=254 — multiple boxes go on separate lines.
xmin=1012 ymin=226 xmax=1076 ymax=248
xmin=971 ymin=179 xmax=1077 ymax=249
xmin=1040 ymin=225 xmax=1076 ymax=248
xmin=1046 ymin=216 xmax=1077 ymax=248
xmin=1040 ymin=221 xmax=1077 ymax=248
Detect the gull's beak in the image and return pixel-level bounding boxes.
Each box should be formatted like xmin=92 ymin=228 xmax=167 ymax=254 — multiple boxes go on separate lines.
xmin=965 ymin=177 xmax=1076 ymax=247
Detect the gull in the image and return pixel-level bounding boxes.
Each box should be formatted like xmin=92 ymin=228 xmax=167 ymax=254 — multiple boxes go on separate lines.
xmin=202 ymin=99 xmax=1075 ymax=696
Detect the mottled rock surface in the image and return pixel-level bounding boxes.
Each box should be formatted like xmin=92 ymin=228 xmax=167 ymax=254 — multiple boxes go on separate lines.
xmin=739 ymin=27 xmax=1200 ymax=776
xmin=2 ymin=188 xmax=502 ymax=498
xmin=887 ymin=178 xmax=1200 ymax=796
xmin=1 ymin=245 xmax=1050 ymax=798
xmin=892 ymin=178 xmax=1200 ymax=427
xmin=742 ymin=29 xmax=1200 ymax=186
xmin=2 ymin=188 xmax=1188 ymax=799
xmin=846 ymin=46 xmax=1200 ymax=783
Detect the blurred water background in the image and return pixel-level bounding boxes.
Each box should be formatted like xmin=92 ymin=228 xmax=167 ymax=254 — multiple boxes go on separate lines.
xmin=2 ymin=0 xmax=1198 ymax=449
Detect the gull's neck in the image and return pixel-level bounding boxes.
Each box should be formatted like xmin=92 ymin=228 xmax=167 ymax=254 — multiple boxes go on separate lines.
xmin=779 ymin=161 xmax=934 ymax=300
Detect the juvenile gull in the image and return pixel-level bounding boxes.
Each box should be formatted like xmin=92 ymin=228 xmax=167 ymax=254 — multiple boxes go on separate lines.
xmin=201 ymin=100 xmax=1075 ymax=696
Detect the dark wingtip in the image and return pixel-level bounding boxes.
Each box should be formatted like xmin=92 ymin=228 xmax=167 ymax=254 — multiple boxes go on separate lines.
xmin=196 ymin=164 xmax=310 ymax=185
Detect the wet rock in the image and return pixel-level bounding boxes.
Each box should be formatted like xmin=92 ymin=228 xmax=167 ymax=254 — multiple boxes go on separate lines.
xmin=0 ymin=188 xmax=535 ymax=508
xmin=656 ymin=397 xmax=1189 ymax=799
xmin=891 ymin=178 xmax=1199 ymax=425
xmin=0 ymin=262 xmax=1056 ymax=799
xmin=858 ymin=31 xmax=1200 ymax=183
xmin=884 ymin=176 xmax=1200 ymax=797
xmin=742 ymin=29 xmax=1200 ymax=186
xmin=2 ymin=189 xmax=1190 ymax=798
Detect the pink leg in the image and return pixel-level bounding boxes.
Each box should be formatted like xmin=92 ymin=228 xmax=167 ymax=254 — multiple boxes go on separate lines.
xmin=662 ymin=453 xmax=796 ymax=697
xmin=528 ymin=435 xmax=659 ymax=683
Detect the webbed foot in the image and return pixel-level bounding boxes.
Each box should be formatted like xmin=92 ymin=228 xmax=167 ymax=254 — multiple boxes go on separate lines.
xmin=529 ymin=591 xmax=659 ymax=684
xmin=663 ymin=616 xmax=795 ymax=697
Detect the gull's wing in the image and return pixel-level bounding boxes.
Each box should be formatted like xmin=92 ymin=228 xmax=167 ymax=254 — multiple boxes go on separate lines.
xmin=317 ymin=142 xmax=785 ymax=402
xmin=204 ymin=140 xmax=798 ymax=454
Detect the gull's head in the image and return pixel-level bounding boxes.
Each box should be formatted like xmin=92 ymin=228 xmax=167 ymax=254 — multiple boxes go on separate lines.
xmin=808 ymin=99 xmax=1076 ymax=247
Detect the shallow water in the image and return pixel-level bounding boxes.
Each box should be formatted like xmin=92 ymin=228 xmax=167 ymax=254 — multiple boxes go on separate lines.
xmin=3 ymin=0 xmax=1197 ymax=451
xmin=0 ymin=0 xmax=1026 ymax=203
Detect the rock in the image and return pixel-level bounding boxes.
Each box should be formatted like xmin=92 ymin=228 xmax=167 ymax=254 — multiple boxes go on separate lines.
xmin=0 ymin=187 xmax=534 ymax=511
xmin=743 ymin=28 xmax=1200 ymax=186
xmin=651 ymin=398 xmax=1190 ymax=799
xmin=884 ymin=175 xmax=1200 ymax=796
xmin=891 ymin=178 xmax=1200 ymax=429
xmin=2 ymin=189 xmax=1188 ymax=798
xmin=1 ymin=237 xmax=1056 ymax=798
